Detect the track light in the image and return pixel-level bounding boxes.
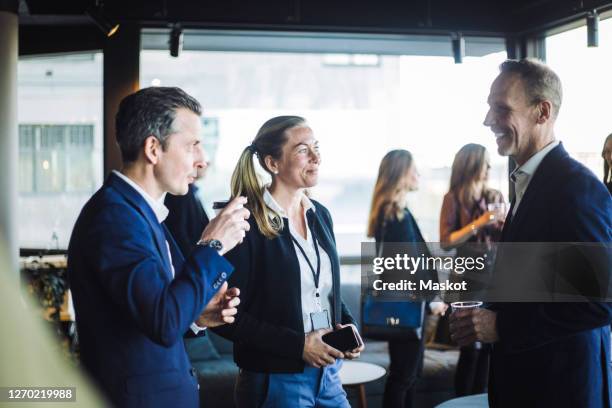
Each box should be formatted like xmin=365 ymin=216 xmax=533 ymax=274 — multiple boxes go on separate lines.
xmin=451 ymin=33 xmax=465 ymax=64
xmin=86 ymin=3 xmax=119 ymax=38
xmin=587 ymin=10 xmax=599 ymax=47
xmin=169 ymin=24 xmax=183 ymax=58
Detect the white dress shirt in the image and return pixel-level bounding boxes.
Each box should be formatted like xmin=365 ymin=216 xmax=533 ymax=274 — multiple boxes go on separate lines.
xmin=263 ymin=189 xmax=334 ymax=333
xmin=509 ymin=141 xmax=560 ymax=216
xmin=113 ymin=171 xmax=205 ymax=334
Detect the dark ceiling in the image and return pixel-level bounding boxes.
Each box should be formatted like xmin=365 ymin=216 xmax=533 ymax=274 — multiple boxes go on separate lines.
xmin=12 ymin=0 xmax=612 ymax=56
xmin=17 ymin=0 xmax=612 ymax=35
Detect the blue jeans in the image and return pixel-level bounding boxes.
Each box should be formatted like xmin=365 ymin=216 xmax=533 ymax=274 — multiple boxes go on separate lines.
xmin=235 ymin=360 xmax=350 ymax=408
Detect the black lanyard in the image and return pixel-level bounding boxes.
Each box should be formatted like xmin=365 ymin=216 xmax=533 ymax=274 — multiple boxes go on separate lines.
xmin=291 ymin=229 xmax=322 ymax=296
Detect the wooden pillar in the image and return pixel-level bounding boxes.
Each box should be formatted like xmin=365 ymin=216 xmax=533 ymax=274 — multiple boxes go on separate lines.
xmin=103 ymin=24 xmax=140 ymax=177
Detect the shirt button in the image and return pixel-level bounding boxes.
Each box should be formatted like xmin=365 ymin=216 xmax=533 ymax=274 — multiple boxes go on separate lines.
xmin=190 ymin=367 xmax=197 ymax=377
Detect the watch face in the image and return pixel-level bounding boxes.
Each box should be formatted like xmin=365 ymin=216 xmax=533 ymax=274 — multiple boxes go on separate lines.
xmin=210 ymin=240 xmax=223 ymax=251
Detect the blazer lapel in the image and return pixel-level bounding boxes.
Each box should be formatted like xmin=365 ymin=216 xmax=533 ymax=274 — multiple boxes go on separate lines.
xmin=503 ymin=144 xmax=566 ymax=242
xmin=107 ymin=173 xmax=173 ymax=280
xmin=163 ymin=223 xmax=185 ymax=276
xmin=500 ymin=199 xmax=516 ymax=242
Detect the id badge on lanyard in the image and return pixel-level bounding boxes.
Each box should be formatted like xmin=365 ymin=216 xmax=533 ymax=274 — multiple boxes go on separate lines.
xmin=292 ymin=230 xmax=331 ymax=331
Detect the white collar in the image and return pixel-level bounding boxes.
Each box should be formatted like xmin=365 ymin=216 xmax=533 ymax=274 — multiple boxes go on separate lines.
xmin=263 ymin=188 xmax=315 ymax=220
xmin=113 ymin=170 xmax=169 ymax=223
xmin=511 ymin=140 xmax=560 ymax=182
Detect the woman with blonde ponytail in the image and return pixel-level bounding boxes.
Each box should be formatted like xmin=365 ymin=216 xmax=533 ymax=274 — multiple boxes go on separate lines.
xmin=213 ymin=116 xmax=363 ymax=408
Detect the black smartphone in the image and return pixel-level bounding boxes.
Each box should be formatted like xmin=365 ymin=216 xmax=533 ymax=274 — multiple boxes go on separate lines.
xmin=322 ymin=326 xmax=360 ymax=352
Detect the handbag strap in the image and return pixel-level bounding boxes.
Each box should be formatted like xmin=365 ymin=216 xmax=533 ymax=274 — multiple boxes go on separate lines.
xmin=376 ymin=215 xmax=387 ymax=258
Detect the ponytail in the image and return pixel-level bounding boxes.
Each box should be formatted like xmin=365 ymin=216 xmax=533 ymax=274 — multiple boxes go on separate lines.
xmin=230 ymin=146 xmax=283 ymax=239
xmin=230 ymin=115 xmax=307 ymax=239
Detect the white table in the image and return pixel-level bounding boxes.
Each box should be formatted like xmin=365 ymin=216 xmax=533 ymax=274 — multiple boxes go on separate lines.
xmin=435 ymin=393 xmax=489 ymax=408
xmin=338 ymin=361 xmax=386 ymax=408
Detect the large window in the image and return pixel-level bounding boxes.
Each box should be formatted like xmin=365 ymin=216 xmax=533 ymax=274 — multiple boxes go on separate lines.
xmin=19 ymin=124 xmax=95 ymax=194
xmin=18 ymin=53 xmax=103 ymax=249
xmin=141 ymin=34 xmax=508 ymax=256
xmin=546 ymin=17 xmax=612 ymax=181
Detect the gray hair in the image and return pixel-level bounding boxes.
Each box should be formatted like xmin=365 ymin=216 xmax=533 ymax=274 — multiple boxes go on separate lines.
xmin=499 ymin=58 xmax=563 ymax=119
xmin=115 ymin=86 xmax=202 ymax=163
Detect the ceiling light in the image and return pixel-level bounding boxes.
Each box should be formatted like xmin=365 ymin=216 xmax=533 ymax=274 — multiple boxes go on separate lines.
xmin=86 ymin=4 xmax=119 ymax=38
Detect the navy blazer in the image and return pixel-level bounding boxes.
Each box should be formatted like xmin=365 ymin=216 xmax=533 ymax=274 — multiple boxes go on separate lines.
xmin=67 ymin=173 xmax=233 ymax=408
xmin=375 ymin=208 xmax=438 ymax=295
xmin=213 ymin=200 xmax=355 ymax=373
xmin=489 ymin=143 xmax=612 ymax=408
xmin=375 ymin=208 xmax=428 ymax=248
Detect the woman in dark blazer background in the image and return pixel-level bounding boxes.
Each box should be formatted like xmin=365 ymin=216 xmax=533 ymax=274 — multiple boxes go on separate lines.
xmin=213 ymin=116 xmax=363 ymax=408
xmin=367 ymin=149 xmax=446 ymax=408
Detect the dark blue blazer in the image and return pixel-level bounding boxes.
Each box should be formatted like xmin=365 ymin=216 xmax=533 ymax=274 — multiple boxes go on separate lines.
xmin=489 ymin=143 xmax=612 ymax=408
xmin=68 ymin=173 xmax=233 ymax=408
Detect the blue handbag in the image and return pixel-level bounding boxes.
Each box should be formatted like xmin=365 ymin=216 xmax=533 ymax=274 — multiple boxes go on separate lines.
xmin=361 ymin=293 xmax=425 ymax=340
xmin=361 ymin=222 xmax=426 ymax=341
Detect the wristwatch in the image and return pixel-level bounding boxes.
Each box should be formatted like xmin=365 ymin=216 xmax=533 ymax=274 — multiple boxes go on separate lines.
xmin=197 ymin=239 xmax=224 ymax=253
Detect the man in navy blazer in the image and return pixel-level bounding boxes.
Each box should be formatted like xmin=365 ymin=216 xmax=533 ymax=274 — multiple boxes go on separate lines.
xmin=68 ymin=87 xmax=250 ymax=407
xmin=450 ymin=59 xmax=612 ymax=407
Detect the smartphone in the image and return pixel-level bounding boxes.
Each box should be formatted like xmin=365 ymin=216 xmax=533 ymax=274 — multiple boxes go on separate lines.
xmin=322 ymin=326 xmax=362 ymax=352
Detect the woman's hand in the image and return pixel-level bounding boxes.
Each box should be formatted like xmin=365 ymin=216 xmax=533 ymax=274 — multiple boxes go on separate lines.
xmin=447 ymin=210 xmax=500 ymax=247
xmin=474 ymin=210 xmax=498 ymax=229
xmin=302 ymin=329 xmax=344 ymax=368
xmin=335 ymin=324 xmax=365 ymax=360
xmin=429 ymin=301 xmax=448 ymax=316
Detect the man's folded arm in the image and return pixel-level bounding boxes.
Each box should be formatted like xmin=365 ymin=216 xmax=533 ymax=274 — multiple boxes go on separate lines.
xmin=87 ymin=205 xmax=233 ymax=347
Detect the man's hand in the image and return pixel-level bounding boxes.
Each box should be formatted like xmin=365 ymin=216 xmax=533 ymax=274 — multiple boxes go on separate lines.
xmin=200 ymin=196 xmax=250 ymax=255
xmin=335 ymin=324 xmax=364 ymax=360
xmin=449 ymin=307 xmax=499 ymax=347
xmin=303 ymin=329 xmax=344 ymax=368
xmin=196 ymin=282 xmax=240 ymax=328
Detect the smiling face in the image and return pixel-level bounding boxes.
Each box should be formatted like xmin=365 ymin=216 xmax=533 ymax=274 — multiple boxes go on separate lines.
xmin=153 ymin=108 xmax=206 ymax=195
xmin=484 ymin=73 xmax=544 ymax=165
xmin=269 ymin=125 xmax=320 ymax=190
